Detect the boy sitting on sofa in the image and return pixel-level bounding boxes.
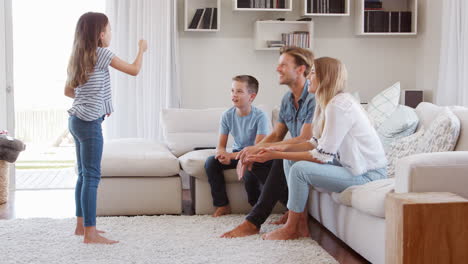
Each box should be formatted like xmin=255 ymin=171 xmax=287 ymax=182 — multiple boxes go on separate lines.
xmin=205 ymin=75 xmax=270 ymax=217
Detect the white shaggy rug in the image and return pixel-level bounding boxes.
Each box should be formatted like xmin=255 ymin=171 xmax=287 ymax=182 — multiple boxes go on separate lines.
xmin=0 ymin=215 xmax=338 ymax=264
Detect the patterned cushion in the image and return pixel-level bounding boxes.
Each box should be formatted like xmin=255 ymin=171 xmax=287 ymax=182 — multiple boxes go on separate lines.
xmin=367 ymin=82 xmax=401 ymax=129
xmin=386 ymin=129 xmax=425 ymax=178
xmin=416 ymin=108 xmax=460 ymax=153
xmin=386 ymin=108 xmax=461 ymax=178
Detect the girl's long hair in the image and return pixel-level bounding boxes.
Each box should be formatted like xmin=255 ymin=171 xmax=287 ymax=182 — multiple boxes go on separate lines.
xmin=66 ymin=12 xmax=108 ymax=88
xmin=312 ymin=57 xmax=348 ymax=138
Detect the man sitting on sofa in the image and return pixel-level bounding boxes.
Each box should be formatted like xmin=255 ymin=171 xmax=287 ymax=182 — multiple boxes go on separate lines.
xmin=221 ymin=46 xmax=316 ymax=238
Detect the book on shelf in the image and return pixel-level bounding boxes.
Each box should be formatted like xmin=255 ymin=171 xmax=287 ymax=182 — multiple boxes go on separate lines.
xmin=400 ymin=12 xmax=412 ymax=32
xmin=201 ymin=8 xmax=212 ymax=29
xmin=365 ymin=1 xmax=382 ymax=9
xmin=364 ymin=11 xmax=412 ymax=33
xmin=211 ymin=8 xmax=218 ymax=29
xmin=237 ymin=0 xmax=250 ymax=8
xmin=188 ymin=8 xmax=204 ymax=29
xmin=281 ymin=31 xmax=310 ymax=49
xmin=310 ymin=0 xmax=345 ymax=14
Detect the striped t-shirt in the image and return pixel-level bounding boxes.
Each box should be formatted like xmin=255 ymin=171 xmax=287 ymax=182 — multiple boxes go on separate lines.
xmin=68 ymin=47 xmax=115 ymax=121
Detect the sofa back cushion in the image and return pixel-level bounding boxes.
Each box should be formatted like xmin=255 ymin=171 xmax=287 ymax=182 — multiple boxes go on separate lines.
xmin=161 ymin=105 xmax=272 ymax=157
xmin=450 ymin=106 xmax=468 ymax=151
xmin=377 ymin=105 xmax=419 ymax=153
xmin=415 ymin=102 xmax=468 ymax=151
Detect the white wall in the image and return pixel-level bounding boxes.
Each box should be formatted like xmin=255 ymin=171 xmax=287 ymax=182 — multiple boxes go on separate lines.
xmin=178 ymin=0 xmax=440 ymax=109
xmin=415 ymin=0 xmax=442 ymax=102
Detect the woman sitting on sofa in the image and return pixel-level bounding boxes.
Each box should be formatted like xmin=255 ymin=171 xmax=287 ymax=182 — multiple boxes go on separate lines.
xmin=246 ymin=57 xmax=388 ymax=240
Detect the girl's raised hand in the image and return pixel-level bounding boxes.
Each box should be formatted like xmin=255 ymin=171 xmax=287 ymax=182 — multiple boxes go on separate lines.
xmin=139 ymin=39 xmax=148 ymax=53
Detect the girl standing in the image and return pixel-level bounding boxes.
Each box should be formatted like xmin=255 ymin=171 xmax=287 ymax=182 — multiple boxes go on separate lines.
xmin=65 ymin=12 xmax=147 ymax=244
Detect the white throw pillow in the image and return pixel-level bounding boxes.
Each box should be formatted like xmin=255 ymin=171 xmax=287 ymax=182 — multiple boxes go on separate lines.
xmin=377 ymin=105 xmax=419 ymax=153
xmin=386 ymin=128 xmax=425 ymax=178
xmin=367 ymin=82 xmax=401 ymax=129
xmin=416 ymin=108 xmax=460 ymax=153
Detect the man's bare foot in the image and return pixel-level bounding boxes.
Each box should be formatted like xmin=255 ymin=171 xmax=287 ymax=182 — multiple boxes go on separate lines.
xmin=270 ymin=211 xmax=289 ymax=225
xmin=262 ymin=226 xmax=301 ymax=240
xmin=221 ymin=220 xmax=259 ymax=238
xmin=212 ymin=205 xmax=231 ymax=217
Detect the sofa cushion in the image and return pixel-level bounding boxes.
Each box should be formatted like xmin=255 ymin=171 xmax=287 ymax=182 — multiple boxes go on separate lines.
xmin=101 ymin=138 xmax=180 ymax=177
xmin=367 ymin=82 xmax=401 ymax=129
xmin=178 ymin=149 xmax=239 ymax=182
xmin=377 ymin=105 xmax=419 ymax=153
xmin=351 ymin=178 xmax=395 ymax=218
xmin=416 ymin=108 xmax=460 ymax=153
xmin=386 ymin=129 xmax=425 ymax=178
xmin=161 ymin=105 xmax=272 ymax=157
xmin=161 ymin=108 xmax=229 ymax=157
xmin=331 ymin=179 xmax=395 ymax=218
xmin=449 ymin=106 xmax=468 ymax=151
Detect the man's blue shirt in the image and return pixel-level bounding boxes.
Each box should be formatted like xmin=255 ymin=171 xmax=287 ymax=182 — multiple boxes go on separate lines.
xmin=278 ymin=80 xmax=316 ymax=138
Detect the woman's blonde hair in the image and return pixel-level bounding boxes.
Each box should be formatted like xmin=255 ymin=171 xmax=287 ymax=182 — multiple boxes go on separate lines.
xmin=312 ymin=57 xmax=348 ymax=138
xmin=66 ymin=12 xmax=109 ymax=88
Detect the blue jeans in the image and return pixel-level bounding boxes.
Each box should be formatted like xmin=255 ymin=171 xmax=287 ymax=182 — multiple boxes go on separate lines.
xmin=285 ymin=160 xmax=387 ymax=213
xmin=69 ymin=115 xmax=104 ymax=227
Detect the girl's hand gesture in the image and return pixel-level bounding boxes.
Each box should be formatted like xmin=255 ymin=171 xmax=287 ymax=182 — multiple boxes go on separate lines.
xmin=139 ymin=39 xmax=148 ymax=53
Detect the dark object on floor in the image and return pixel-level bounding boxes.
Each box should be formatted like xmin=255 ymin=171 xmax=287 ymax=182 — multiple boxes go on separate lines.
xmin=0 ymin=134 xmax=26 ymax=163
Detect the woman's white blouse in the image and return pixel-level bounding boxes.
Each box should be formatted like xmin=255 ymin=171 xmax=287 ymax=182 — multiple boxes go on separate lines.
xmin=309 ymin=93 xmax=387 ymax=176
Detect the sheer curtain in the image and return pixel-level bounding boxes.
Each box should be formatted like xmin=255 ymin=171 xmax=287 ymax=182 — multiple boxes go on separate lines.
xmin=436 ymin=0 xmax=468 ymax=106
xmin=104 ymin=0 xmax=180 ymax=140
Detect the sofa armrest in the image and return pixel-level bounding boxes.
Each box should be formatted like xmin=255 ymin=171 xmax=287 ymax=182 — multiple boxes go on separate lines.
xmin=395 ymin=151 xmax=468 ymax=198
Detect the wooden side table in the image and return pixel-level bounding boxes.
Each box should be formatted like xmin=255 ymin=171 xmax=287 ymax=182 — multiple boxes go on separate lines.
xmin=385 ymin=192 xmax=468 ymax=264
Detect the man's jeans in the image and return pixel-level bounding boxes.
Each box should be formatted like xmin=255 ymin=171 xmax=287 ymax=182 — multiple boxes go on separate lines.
xmin=244 ymin=159 xmax=288 ymax=228
xmin=69 ymin=115 xmax=104 ymax=227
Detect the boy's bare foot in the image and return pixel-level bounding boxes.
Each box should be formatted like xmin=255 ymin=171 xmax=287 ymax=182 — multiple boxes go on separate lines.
xmin=270 ymin=211 xmax=289 ymax=225
xmin=212 ymin=205 xmax=231 ymax=217
xmin=261 ymin=226 xmax=301 ymax=241
xmin=298 ymin=214 xmax=310 ymax=238
xmin=221 ymin=220 xmax=259 ymax=238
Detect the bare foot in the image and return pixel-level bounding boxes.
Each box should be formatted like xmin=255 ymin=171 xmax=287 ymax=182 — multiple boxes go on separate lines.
xmin=212 ymin=205 xmax=231 ymax=217
xmin=270 ymin=211 xmax=289 ymax=225
xmin=262 ymin=226 xmax=301 ymax=240
xmin=75 ymin=227 xmax=106 ymax=236
xmin=84 ymin=233 xmax=119 ymax=244
xmin=297 ymin=216 xmax=310 ymax=238
xmin=221 ymin=220 xmax=259 ymax=238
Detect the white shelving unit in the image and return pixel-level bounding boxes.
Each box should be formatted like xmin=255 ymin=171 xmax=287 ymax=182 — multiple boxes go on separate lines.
xmin=355 ymin=0 xmax=417 ymax=36
xmin=185 ymin=0 xmax=220 ymax=32
xmin=302 ymin=0 xmax=350 ymax=16
xmin=254 ymin=20 xmax=314 ymax=51
xmin=233 ymin=0 xmax=292 ymax=11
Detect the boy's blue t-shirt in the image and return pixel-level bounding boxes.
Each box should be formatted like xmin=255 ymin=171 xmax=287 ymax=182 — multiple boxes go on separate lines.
xmin=220 ymin=106 xmax=270 ymax=151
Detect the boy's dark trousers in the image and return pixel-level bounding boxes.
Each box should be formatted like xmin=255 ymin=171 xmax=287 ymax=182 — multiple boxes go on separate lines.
xmin=243 ymin=159 xmax=288 ymax=228
xmin=205 ymin=156 xmax=261 ymax=207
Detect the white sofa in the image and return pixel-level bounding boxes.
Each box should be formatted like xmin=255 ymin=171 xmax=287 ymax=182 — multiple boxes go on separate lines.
xmin=307 ymin=102 xmax=468 ymax=264
xmin=97 ymin=102 xmax=467 ymax=264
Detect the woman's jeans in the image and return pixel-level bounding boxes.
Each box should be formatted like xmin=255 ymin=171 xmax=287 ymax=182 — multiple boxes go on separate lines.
xmin=69 ymin=115 xmax=104 ymax=227
xmin=284 ymin=160 xmax=387 ymax=213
